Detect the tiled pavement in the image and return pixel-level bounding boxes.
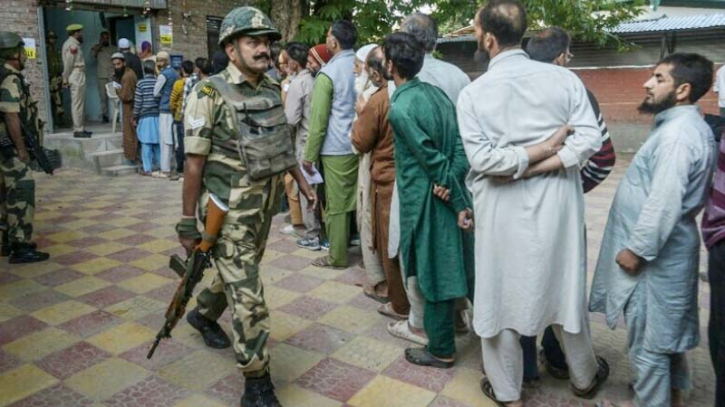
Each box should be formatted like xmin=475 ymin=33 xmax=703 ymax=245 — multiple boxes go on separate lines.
xmin=0 ymin=157 xmax=716 ymax=407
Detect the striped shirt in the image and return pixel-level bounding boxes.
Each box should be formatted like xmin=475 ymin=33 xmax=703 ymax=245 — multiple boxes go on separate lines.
xmin=133 ymin=76 xmax=160 ymax=120
xmin=181 ymin=73 xmax=199 ymax=115
xmin=581 ymin=89 xmax=616 ymax=193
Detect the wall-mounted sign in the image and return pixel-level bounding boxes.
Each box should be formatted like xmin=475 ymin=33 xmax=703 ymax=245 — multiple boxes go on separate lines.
xmin=159 ymin=25 xmax=173 ymax=46
xmin=23 ymin=38 xmax=36 ymax=59
xmin=138 ymin=22 xmax=147 ymax=33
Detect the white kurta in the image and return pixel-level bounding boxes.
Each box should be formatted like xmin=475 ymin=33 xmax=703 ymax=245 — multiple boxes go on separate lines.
xmin=589 ymin=105 xmax=715 ymax=354
xmin=458 ymin=50 xmax=601 ymax=338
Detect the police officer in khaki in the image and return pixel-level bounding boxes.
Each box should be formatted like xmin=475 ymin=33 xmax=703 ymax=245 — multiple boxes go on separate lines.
xmin=62 ymin=24 xmax=92 ymax=138
xmin=0 ymin=32 xmax=49 ymax=263
xmin=177 ymin=7 xmax=317 ymax=407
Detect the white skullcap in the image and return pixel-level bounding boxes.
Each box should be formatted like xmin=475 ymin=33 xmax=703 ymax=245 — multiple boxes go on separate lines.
xmin=118 ymin=38 xmax=131 ymax=49
xmin=356 ymin=44 xmax=378 ymax=62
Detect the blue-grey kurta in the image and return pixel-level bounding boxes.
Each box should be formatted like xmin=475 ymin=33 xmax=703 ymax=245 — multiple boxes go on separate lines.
xmin=389 ymin=78 xmax=474 ymax=303
xmin=589 ymin=105 xmax=716 ymax=353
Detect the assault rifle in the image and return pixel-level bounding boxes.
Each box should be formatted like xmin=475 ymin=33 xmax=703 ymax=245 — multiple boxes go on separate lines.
xmin=21 ymin=121 xmax=58 ymax=175
xmin=147 ymin=194 xmax=229 ymax=359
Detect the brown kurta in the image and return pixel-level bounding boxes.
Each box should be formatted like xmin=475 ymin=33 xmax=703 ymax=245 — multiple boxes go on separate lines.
xmin=118 ymin=67 xmax=138 ymax=161
xmin=351 ymin=83 xmax=409 ymax=315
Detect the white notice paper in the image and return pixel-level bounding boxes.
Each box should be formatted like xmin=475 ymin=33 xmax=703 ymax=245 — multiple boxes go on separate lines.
xmin=303 ymin=164 xmax=323 ymax=185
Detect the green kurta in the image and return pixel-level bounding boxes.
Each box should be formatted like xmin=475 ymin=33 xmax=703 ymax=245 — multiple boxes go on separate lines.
xmin=388 ymin=78 xmax=474 ymax=303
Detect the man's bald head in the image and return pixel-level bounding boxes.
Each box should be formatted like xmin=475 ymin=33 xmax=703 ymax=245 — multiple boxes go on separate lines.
xmin=476 ymin=0 xmax=527 ymax=48
xmin=400 ymin=12 xmax=438 ymax=53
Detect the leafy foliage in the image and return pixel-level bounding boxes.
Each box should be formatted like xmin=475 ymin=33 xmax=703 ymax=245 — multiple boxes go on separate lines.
xmin=278 ymin=0 xmax=645 ymax=47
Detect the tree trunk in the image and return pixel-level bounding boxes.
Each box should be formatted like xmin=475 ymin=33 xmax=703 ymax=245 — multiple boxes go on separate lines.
xmin=270 ymin=0 xmax=304 ymax=42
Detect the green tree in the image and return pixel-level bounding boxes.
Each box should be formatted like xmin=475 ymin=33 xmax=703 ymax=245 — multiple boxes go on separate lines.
xmin=268 ymin=0 xmax=645 ymax=47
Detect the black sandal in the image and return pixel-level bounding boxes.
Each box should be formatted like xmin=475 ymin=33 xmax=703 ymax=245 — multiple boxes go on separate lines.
xmin=572 ymin=356 xmax=610 ymax=399
xmin=540 ymin=348 xmax=570 ymax=380
xmin=404 ymin=348 xmax=454 ymax=369
xmin=480 ymin=377 xmax=509 ymax=407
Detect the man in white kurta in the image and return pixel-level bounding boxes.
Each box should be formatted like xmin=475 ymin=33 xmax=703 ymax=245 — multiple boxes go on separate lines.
xmin=457 ymin=2 xmax=604 ymax=404
xmin=591 ymin=54 xmax=716 ymax=407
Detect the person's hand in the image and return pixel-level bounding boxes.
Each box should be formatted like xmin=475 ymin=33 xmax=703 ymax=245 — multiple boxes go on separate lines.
xmin=616 ymin=248 xmax=643 ymax=276
xmin=302 ymin=185 xmax=318 ymax=211
xmin=132 ymin=119 xmax=138 ymax=129
xmin=302 ymin=160 xmax=315 ymax=175
xmin=433 ymin=184 xmax=450 ymax=202
xmin=178 ymin=236 xmax=200 ymax=256
xmin=355 ymin=95 xmax=367 ymax=115
xmin=458 ymin=208 xmax=474 ymax=231
xmin=62 ymin=79 xmax=69 ymax=88
xmin=17 ymin=148 xmax=30 ymax=163
xmin=548 ymin=125 xmax=574 ymax=148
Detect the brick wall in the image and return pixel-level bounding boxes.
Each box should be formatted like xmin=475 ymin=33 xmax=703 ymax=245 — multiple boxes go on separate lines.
xmin=575 ymin=66 xmax=722 ymax=125
xmin=2 ymin=0 xmax=48 ymax=129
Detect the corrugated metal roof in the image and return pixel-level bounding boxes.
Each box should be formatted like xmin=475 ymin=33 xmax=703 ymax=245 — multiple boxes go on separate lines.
xmin=611 ymin=13 xmax=725 ymax=32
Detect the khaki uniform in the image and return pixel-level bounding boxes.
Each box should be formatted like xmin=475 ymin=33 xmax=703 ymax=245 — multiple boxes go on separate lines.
xmin=0 ymin=63 xmax=38 ymax=246
xmin=93 ymin=45 xmax=114 ymax=118
xmin=61 ymin=36 xmax=86 ymax=132
xmin=184 ymin=63 xmax=284 ymax=378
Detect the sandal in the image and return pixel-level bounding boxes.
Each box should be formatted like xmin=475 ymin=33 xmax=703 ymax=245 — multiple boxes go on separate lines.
xmin=540 ymin=348 xmax=570 ymax=380
xmin=363 ymin=286 xmax=388 ymax=304
xmin=572 ymin=356 xmax=610 ymax=399
xmin=480 ymin=377 xmax=510 ymax=407
xmin=311 ymin=255 xmax=346 ymax=270
xmin=387 ymin=321 xmax=428 ymax=346
xmin=377 ymin=302 xmax=408 ymax=320
xmin=404 ymin=348 xmax=454 ymax=369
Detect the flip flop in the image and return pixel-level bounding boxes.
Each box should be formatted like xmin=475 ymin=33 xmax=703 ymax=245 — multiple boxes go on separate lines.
xmin=404 ymin=348 xmax=454 ymax=369
xmin=387 ymin=320 xmax=428 ymax=346
xmin=311 ymin=255 xmax=346 ymax=270
xmin=377 ymin=302 xmax=408 ymax=321
xmin=572 ymin=356 xmax=610 ymax=399
xmin=480 ymin=377 xmax=509 ymax=407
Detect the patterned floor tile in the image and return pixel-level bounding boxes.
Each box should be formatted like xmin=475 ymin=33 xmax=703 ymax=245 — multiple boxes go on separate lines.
xmin=77 ymin=286 xmax=136 ymax=309
xmin=8 ymin=290 xmax=70 ymax=314
xmin=205 ymin=373 xmax=244 ymax=407
xmin=32 ymin=268 xmax=85 ymax=287
xmin=286 ymin=324 xmax=355 ymax=355
xmin=279 ymin=295 xmax=337 ymax=321
xmin=6 ymin=383 xmax=95 ymax=407
xmin=52 ymin=251 xmax=99 ymax=267
xmin=333 ymin=269 xmax=366 ymax=287
xmin=269 ymin=343 xmax=325 ymax=384
xmin=31 ymin=300 xmax=97 ymax=325
xmin=331 ymin=336 xmax=402 ymax=372
xmin=308 ymin=281 xmax=364 ymax=304
xmin=428 ymin=395 xmax=474 ymax=407
xmin=119 ymin=339 xmax=195 ymax=371
xmin=172 ymin=394 xmax=227 ymax=407
xmin=117 ymin=273 xmax=172 ymax=294
xmin=85 ymin=242 xmax=132 ymax=257
xmin=128 ymin=254 xmax=173 ymax=272
xmin=0 ymin=279 xmax=46 ymax=301
xmin=36 ymin=341 xmax=111 ymax=380
xmin=277 ymin=384 xmax=343 ymax=407
xmin=0 ymin=272 xmax=21 ymax=285
xmin=136 ymin=239 xmax=179 ymax=254
xmin=54 ymin=277 xmax=112 ymax=298
xmin=2 ymin=327 xmax=80 ymax=362
xmin=0 ymin=303 xmax=23 ymax=323
xmin=0 ymin=365 xmax=60 ymax=407
xmin=319 ymin=306 xmax=382 ymax=335
xmin=57 ymin=310 xmax=124 ymax=339
xmin=159 ymin=350 xmax=237 ymax=392
xmin=382 ymin=355 xmax=456 ymax=393
xmin=0 ymin=316 xmax=48 ymax=346
xmin=273 ymin=273 xmax=325 ymax=293
xmin=268 ymin=254 xmax=315 ymax=271
xmin=0 ymin=350 xmax=22 ymax=375
xmin=106 ymin=248 xmax=153 ymax=263
xmin=102 ymin=375 xmax=190 ymax=407
xmin=104 ymin=295 xmax=167 ymax=320
xmin=269 ymin=311 xmax=313 ymax=342
xmin=264 ymin=286 xmax=302 ymax=310
xmin=142 ymin=283 xmax=178 ymax=302
xmin=347 ymin=375 xmax=437 ymax=407
xmin=441 ymin=367 xmax=492 ymax=407
xmin=71 ymin=258 xmax=123 ymax=275
xmin=65 ymin=357 xmax=151 ymax=400
xmin=295 ymin=358 xmax=376 ymax=402
xmin=297 ymin=265 xmax=347 ymax=281
xmin=86 ymin=322 xmax=156 ymax=355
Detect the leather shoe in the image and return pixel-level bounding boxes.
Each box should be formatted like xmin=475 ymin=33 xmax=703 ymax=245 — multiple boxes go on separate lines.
xmin=186 ymin=307 xmax=232 ymax=349
xmin=73 ymin=131 xmax=91 ymax=138
xmin=9 ymin=244 xmax=49 ymax=264
xmin=240 ymin=374 xmax=283 ymax=407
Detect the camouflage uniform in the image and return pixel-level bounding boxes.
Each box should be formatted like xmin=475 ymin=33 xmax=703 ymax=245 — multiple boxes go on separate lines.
xmin=46 ymin=33 xmax=66 ymax=126
xmin=185 ymin=61 xmax=284 ymax=378
xmin=0 ymin=62 xmax=38 ymax=246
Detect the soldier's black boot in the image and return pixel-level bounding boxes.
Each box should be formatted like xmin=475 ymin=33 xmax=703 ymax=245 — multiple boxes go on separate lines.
xmin=186 ymin=307 xmax=232 ymax=349
xmin=9 ymin=243 xmax=49 ymax=264
xmin=240 ymin=374 xmax=282 ymax=407
xmin=73 ymin=131 xmax=91 ymax=138
xmin=1 ymin=230 xmax=9 ymax=257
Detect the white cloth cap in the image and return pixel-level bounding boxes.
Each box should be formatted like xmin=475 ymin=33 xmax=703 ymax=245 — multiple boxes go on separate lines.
xmin=118 ymin=38 xmax=130 ymax=49
xmin=356 ymin=44 xmax=378 ymax=62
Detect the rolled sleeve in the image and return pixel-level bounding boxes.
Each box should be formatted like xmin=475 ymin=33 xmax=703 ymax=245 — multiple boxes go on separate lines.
xmin=0 ymin=76 xmax=22 ymax=114
xmin=512 ymin=146 xmax=530 ymax=179
xmin=556 ymin=145 xmax=580 ymax=170
xmin=183 ymin=86 xmax=215 ymax=156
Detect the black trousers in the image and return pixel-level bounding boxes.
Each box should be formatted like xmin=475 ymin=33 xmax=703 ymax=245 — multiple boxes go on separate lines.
xmin=709 ymin=240 xmax=725 ymax=407
xmin=174 ymin=121 xmax=185 ymax=173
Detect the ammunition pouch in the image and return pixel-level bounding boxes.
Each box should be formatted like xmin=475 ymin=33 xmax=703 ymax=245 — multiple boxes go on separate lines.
xmin=207 ymin=76 xmax=297 ymax=180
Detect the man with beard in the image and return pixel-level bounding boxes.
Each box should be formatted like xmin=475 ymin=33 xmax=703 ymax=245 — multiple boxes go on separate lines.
xmin=62 ymin=24 xmax=91 ymax=138
xmin=118 ymin=38 xmax=142 ymax=80
xmin=112 ymin=53 xmax=137 ymax=163
xmin=458 ymin=1 xmax=606 ymax=404
xmin=91 ymin=31 xmax=113 ymax=123
xmin=591 ymin=53 xmax=715 ymax=407
xmin=153 ymin=51 xmax=178 ymax=179
xmin=303 ymin=20 xmax=359 ymax=269
xmin=179 ymin=7 xmax=317 ymax=406
xmin=351 ymin=46 xmax=411 ymax=321
xmin=307 ymin=44 xmax=331 ymax=77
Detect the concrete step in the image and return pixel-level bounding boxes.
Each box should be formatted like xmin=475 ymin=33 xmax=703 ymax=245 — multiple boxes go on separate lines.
xmin=90 ymin=149 xmax=124 ymax=172
xmin=100 ymin=164 xmax=138 ymax=177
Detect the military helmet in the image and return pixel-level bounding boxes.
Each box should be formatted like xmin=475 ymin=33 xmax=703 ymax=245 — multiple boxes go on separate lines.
xmin=218 ymin=7 xmax=281 ymax=46
xmin=0 ymin=32 xmax=24 ymax=61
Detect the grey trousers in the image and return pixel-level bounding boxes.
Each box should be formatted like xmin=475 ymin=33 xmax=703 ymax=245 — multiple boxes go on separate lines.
xmin=625 ymin=284 xmax=691 ymax=407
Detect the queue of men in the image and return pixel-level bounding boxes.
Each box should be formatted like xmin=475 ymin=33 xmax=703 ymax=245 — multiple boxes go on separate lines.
xmin=0 ymin=0 xmax=723 ymax=405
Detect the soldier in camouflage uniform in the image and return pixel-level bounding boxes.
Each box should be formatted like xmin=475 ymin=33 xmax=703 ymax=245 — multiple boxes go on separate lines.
xmin=45 ymin=30 xmax=68 ymax=128
xmin=0 ymin=32 xmax=49 ymax=263
xmin=176 ymin=7 xmax=317 ymax=407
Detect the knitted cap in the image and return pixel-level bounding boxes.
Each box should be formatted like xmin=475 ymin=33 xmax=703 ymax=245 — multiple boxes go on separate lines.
xmin=309 ymin=44 xmax=331 ymax=66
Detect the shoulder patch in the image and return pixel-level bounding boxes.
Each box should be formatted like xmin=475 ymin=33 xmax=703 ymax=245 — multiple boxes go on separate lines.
xmin=199 ymin=85 xmax=215 ymax=97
